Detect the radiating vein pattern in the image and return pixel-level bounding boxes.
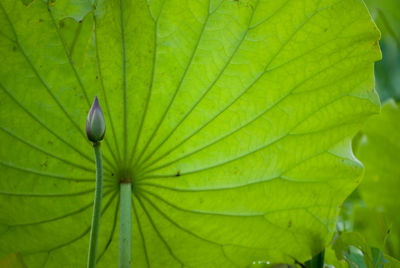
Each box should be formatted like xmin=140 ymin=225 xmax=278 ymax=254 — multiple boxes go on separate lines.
xmin=0 ymin=0 xmax=381 ymax=267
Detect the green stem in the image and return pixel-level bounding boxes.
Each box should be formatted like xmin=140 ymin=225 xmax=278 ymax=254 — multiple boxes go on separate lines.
xmin=119 ymin=182 xmax=132 ymax=268
xmin=87 ymin=142 xmax=103 ymax=268
xmin=305 ymin=249 xmax=325 ymax=268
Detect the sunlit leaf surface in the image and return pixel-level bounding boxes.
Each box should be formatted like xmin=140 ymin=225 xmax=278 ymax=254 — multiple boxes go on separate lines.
xmin=0 ymin=0 xmax=380 ymax=267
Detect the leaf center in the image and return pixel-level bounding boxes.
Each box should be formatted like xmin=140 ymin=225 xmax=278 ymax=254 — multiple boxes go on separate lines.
xmin=117 ymin=168 xmax=133 ymax=184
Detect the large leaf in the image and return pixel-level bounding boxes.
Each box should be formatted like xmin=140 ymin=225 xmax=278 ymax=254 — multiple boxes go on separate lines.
xmin=0 ymin=0 xmax=380 ymax=267
xmin=357 ymin=101 xmax=400 ymax=259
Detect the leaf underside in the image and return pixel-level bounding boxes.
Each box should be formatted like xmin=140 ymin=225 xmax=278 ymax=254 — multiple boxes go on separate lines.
xmin=0 ymin=0 xmax=380 ymax=267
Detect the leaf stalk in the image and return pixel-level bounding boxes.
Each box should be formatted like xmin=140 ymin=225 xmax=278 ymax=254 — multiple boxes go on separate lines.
xmin=119 ymin=182 xmax=132 ymax=268
xmin=87 ymin=142 xmax=104 ymax=268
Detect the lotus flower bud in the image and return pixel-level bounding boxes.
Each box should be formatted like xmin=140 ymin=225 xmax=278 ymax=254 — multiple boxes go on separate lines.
xmin=86 ymin=96 xmax=105 ymax=142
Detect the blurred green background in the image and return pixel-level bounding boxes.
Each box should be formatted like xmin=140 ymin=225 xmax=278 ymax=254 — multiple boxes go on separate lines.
xmin=365 ymin=0 xmax=400 ymax=101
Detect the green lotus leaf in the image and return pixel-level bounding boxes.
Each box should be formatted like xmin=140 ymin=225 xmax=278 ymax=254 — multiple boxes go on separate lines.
xmin=0 ymin=0 xmax=380 ymax=267
xmin=0 ymin=253 xmax=26 ymax=268
xmin=357 ymin=101 xmax=400 ymax=259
